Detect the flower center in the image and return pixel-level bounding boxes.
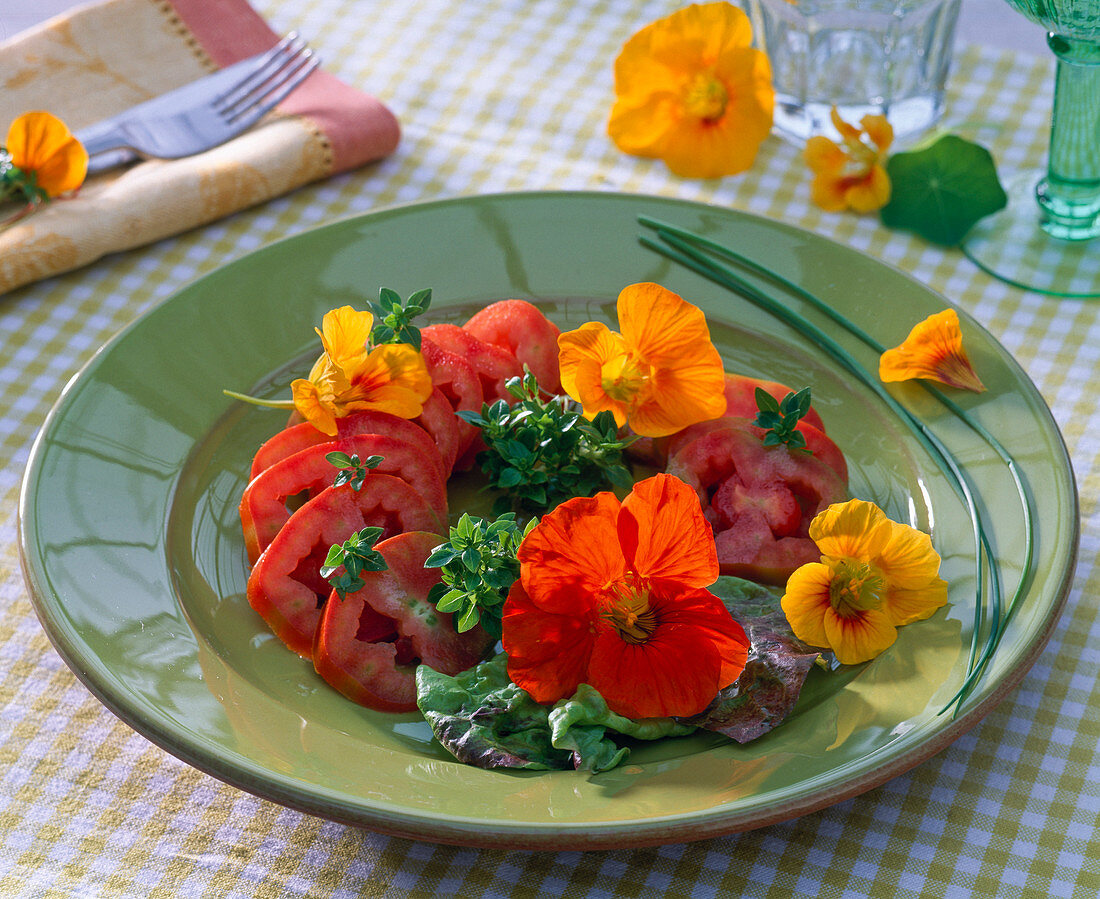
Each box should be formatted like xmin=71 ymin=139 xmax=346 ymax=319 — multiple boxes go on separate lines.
xmin=603 ymin=580 xmax=658 ymax=644
xmin=828 ymin=559 xmax=885 ymax=618
xmin=683 ymin=71 xmax=728 ymax=122
xmin=600 ymin=351 xmax=649 ymax=403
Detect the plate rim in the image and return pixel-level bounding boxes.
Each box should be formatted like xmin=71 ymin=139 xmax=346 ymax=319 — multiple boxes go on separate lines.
xmin=18 ymin=189 xmax=1080 ymax=848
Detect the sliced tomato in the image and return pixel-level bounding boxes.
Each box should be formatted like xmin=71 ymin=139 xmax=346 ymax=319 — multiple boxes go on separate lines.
xmin=246 ymin=479 xmax=442 ymax=656
xmin=248 ymin=409 xmax=443 ymax=480
xmin=463 ymin=299 xmax=562 ymax=394
xmin=666 ymin=415 xmax=848 ymax=483
xmin=723 ymin=373 xmax=827 ymax=433
xmin=420 ymin=334 xmax=482 ymax=463
xmin=240 ymin=433 xmax=447 ymax=563
xmin=666 ymin=420 xmax=847 ymax=584
xmin=415 ymin=387 xmax=464 ymax=476
xmin=421 ymin=323 xmax=522 ymax=403
xmin=313 ymin=531 xmax=494 ymax=712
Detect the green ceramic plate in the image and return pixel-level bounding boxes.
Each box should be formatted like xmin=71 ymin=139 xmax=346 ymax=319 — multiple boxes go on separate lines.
xmin=20 ymin=192 xmax=1077 ymax=849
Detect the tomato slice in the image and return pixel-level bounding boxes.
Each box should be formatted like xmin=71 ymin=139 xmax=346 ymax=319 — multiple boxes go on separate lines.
xmin=415 ymin=387 xmax=464 ymax=476
xmin=420 ymin=334 xmax=482 ymax=463
xmin=313 ymin=531 xmax=494 ymax=712
xmin=248 ymin=410 xmax=443 ymax=480
xmin=246 ymin=479 xmax=443 ymax=656
xmin=723 ymin=373 xmax=827 ymax=433
xmin=240 ymin=433 xmax=447 ymax=563
xmin=421 ymin=323 xmax=522 ymax=403
xmin=666 ymin=420 xmax=847 ymax=584
xmin=463 ymin=299 xmax=562 ymax=394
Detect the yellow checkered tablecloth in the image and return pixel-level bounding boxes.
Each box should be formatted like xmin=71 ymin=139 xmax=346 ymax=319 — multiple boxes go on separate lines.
xmin=2 ymin=0 xmax=1097 ymax=896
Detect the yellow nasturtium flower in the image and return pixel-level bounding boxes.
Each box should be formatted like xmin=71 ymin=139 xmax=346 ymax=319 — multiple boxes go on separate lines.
xmin=291 ymin=306 xmax=432 ymax=435
xmin=879 ymin=309 xmax=986 ymax=393
xmin=804 ymin=108 xmax=893 ymax=213
xmin=781 ymin=499 xmax=948 ymax=665
xmin=2 ymin=111 xmax=88 ymax=202
xmin=558 ymin=282 xmax=727 ymax=438
xmin=607 ymin=2 xmax=775 ymax=179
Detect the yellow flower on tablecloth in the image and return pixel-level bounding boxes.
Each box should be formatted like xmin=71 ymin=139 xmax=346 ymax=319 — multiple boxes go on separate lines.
xmin=804 ymin=108 xmax=893 ymax=213
xmin=291 ymin=305 xmax=433 ymax=435
xmin=607 ymin=2 xmax=775 ymax=179
xmin=2 ymin=111 xmax=88 ymax=203
xmin=781 ymin=499 xmax=948 ymax=665
xmin=557 ymin=282 xmax=727 ymax=437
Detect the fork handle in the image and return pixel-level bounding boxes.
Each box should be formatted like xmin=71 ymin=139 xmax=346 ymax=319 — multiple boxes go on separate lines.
xmin=76 ymin=121 xmax=140 ymax=174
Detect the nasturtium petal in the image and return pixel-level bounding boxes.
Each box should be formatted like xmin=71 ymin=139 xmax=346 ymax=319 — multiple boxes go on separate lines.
xmin=880 ymin=134 xmax=1007 ymax=246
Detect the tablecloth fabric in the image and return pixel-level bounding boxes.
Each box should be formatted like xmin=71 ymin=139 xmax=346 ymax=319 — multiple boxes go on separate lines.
xmin=1 ymin=0 xmax=1098 ymax=896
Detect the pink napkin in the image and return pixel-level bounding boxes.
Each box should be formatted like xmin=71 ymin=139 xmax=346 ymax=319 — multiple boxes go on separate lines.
xmin=0 ymin=0 xmax=401 ymax=294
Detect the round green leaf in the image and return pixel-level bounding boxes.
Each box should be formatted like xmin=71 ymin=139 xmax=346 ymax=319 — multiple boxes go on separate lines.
xmin=880 ymin=135 xmax=1007 ymax=246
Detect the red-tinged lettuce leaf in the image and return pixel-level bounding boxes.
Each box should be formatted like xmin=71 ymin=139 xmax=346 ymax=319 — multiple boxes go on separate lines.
xmin=416 ymin=654 xmax=692 ymax=772
xmin=676 ymin=576 xmax=823 ymax=743
xmin=879 ymin=134 xmax=1007 ymax=246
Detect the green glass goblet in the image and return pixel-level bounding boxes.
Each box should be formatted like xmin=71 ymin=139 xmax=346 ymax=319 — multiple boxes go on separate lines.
xmin=962 ymin=0 xmax=1100 ymax=297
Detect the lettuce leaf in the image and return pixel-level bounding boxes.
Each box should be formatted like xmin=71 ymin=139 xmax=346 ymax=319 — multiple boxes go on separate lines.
xmin=677 ymin=576 xmax=822 ymax=742
xmin=416 ymin=655 xmax=691 ymax=772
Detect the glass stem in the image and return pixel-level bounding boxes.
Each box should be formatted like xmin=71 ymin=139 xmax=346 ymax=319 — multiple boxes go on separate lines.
xmin=1036 ymin=33 xmax=1100 ymax=240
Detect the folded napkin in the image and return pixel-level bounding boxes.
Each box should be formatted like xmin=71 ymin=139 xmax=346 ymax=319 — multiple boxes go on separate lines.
xmin=0 ymin=0 xmax=400 ymax=295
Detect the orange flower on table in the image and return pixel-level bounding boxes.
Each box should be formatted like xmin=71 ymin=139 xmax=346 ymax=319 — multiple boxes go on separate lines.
xmin=557 ymin=282 xmax=727 ymax=438
xmin=879 ymin=309 xmax=986 ymax=393
xmin=291 ymin=305 xmax=432 ymax=435
xmin=607 ymin=2 xmax=775 ymax=178
xmin=501 ymin=473 xmax=750 ymax=719
xmin=1 ymin=111 xmax=88 ymax=204
xmin=781 ymin=499 xmax=948 ymax=665
xmin=804 ymin=108 xmax=893 ymax=213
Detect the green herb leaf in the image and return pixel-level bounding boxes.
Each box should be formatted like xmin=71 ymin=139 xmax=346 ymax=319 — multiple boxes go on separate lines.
xmin=321 ymin=527 xmax=388 ymax=599
xmin=367 ymin=287 xmax=432 ymax=350
xmin=752 ymin=386 xmax=813 ymax=454
xmin=880 ymin=134 xmax=1008 ymax=246
xmin=465 ymin=368 xmax=635 ymax=515
xmin=423 ymin=512 xmax=534 ymax=640
xmin=326 ymin=451 xmax=383 ymax=490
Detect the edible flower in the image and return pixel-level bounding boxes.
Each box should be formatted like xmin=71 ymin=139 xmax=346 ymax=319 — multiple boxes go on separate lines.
xmin=291 ymin=305 xmax=432 ymax=435
xmin=1 ymin=111 xmax=88 ymax=208
xmin=557 ymin=282 xmax=727 ymax=438
xmin=502 ymin=473 xmax=750 ymax=719
xmin=781 ymin=499 xmax=948 ymax=665
xmin=879 ymin=309 xmax=986 ymax=393
xmin=607 ymin=2 xmax=775 ymax=178
xmin=804 ymin=108 xmax=893 ymax=213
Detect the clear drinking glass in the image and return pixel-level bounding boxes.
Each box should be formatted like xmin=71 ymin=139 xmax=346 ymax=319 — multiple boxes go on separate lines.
xmin=739 ymin=0 xmax=962 ymax=142
xmin=961 ymin=0 xmax=1100 ymax=298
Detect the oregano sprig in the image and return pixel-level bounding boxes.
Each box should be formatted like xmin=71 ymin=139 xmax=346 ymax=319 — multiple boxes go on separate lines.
xmin=368 ymin=287 xmax=432 ymax=350
xmin=753 ymin=386 xmax=812 ymax=452
xmin=424 ymin=513 xmax=536 ymax=639
xmin=321 ymin=527 xmax=388 ymax=599
xmin=458 ymin=368 xmax=635 ymax=515
xmin=326 ymin=451 xmax=383 ymax=490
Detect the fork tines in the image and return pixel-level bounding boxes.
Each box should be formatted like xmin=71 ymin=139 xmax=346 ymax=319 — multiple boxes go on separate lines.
xmin=215 ymin=33 xmax=320 ymax=126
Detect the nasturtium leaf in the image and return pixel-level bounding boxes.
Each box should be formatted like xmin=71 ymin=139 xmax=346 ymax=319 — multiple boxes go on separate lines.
xmin=880 ymin=134 xmax=1007 ymax=246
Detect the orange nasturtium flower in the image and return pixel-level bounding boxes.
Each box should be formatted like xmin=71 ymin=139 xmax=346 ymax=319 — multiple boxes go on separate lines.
xmin=804 ymin=108 xmax=893 ymax=213
xmin=607 ymin=2 xmax=775 ymax=178
xmin=879 ymin=309 xmax=986 ymax=393
xmin=291 ymin=306 xmax=433 ymax=435
xmin=557 ymin=282 xmax=727 ymax=438
xmin=781 ymin=499 xmax=948 ymax=665
xmin=501 ymin=473 xmax=750 ymax=719
xmin=1 ymin=111 xmax=88 ymax=204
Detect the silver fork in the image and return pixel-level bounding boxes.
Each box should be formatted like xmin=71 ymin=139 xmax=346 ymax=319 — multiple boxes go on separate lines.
xmin=77 ymin=34 xmax=319 ymax=173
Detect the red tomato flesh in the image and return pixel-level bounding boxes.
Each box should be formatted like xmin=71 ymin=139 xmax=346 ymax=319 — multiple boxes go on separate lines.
xmin=246 ymin=480 xmax=443 ymax=656
xmin=313 ymin=531 xmax=494 ymax=712
xmin=463 ymin=299 xmax=562 ymax=394
xmin=421 ymin=323 xmax=522 ymax=403
xmin=240 ymin=433 xmax=447 ymax=563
